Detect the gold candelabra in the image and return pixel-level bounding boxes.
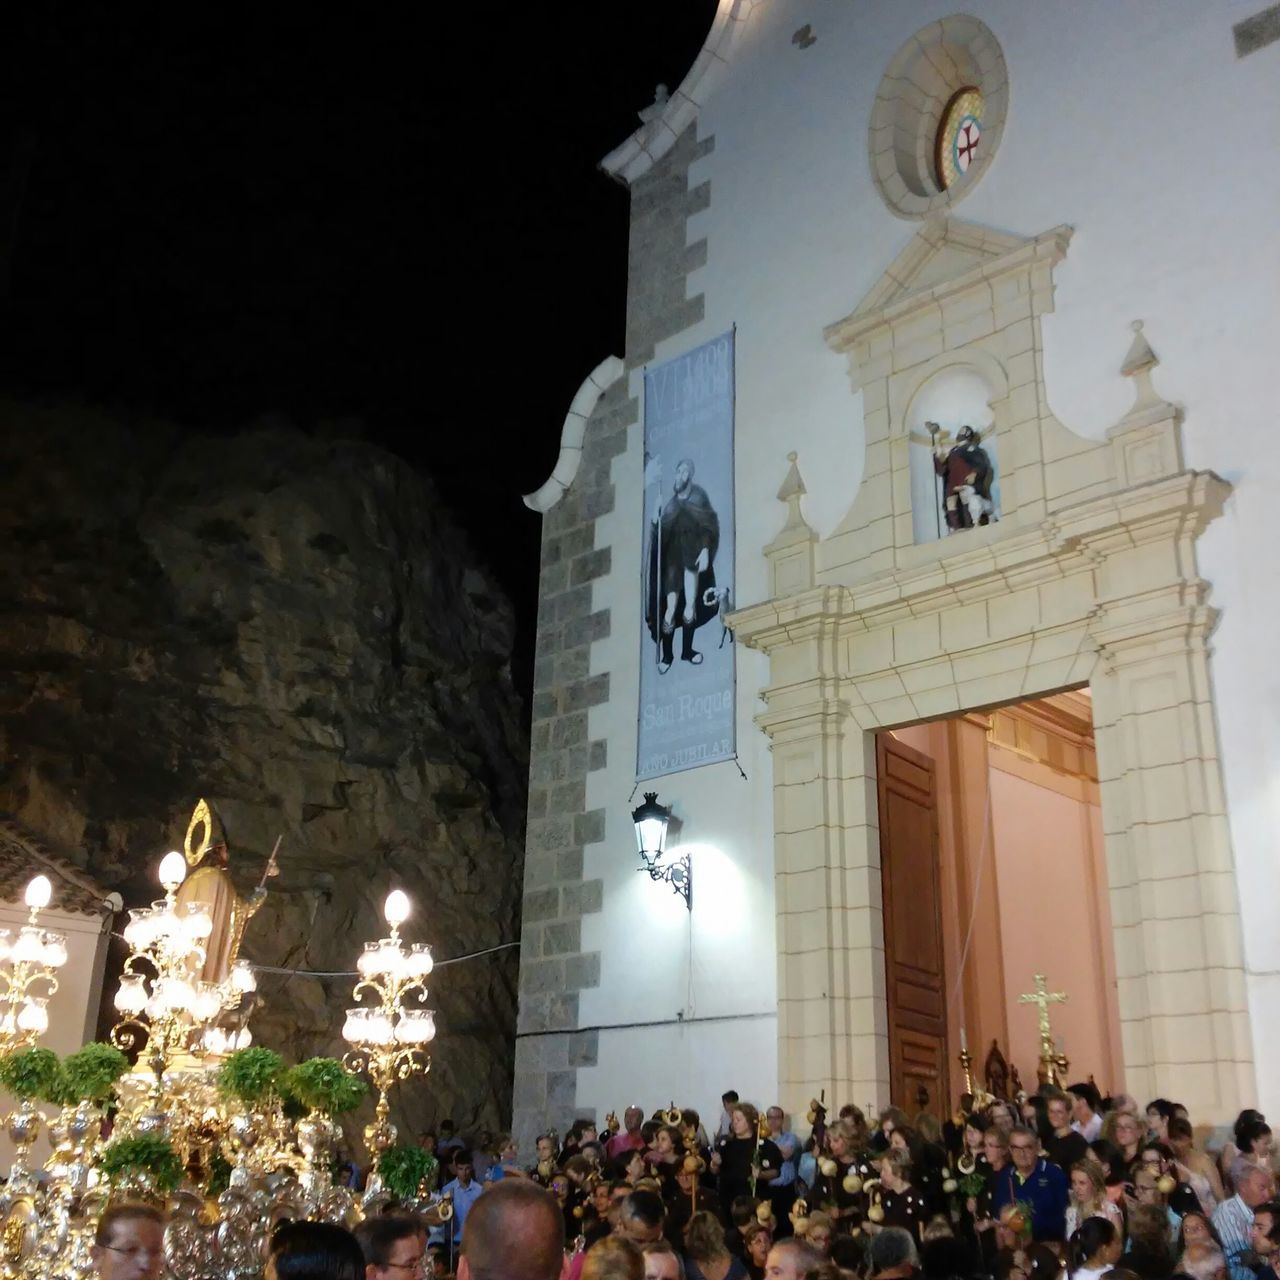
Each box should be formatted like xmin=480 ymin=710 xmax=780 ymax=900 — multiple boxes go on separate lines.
xmin=0 ymin=875 xmax=69 ymax=1051
xmin=341 ymin=889 xmax=436 ymax=1173
xmin=111 ymin=850 xmax=257 ymax=1079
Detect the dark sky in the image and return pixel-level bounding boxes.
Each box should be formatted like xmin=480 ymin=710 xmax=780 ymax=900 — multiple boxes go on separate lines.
xmin=0 ymin=2 xmax=721 ymax=704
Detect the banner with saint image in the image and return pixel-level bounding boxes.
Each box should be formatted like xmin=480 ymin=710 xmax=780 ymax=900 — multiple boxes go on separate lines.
xmin=637 ymin=329 xmax=735 ymax=780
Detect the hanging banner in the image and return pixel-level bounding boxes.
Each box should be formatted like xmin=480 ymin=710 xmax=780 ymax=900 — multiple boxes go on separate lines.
xmin=637 ymin=329 xmax=735 ymax=781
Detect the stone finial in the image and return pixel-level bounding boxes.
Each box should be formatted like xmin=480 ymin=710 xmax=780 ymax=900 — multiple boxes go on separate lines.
xmin=1108 ymin=320 xmax=1184 ymax=484
xmin=766 ymin=452 xmax=817 ymax=597
xmin=638 ymin=84 xmax=671 ymax=125
xmin=1119 ymin=320 xmax=1166 ymax=416
xmin=776 ymin=451 xmax=808 ymax=526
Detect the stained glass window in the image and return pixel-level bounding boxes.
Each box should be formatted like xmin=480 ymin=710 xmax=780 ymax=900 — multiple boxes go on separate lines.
xmin=934 ymin=86 xmax=984 ymax=191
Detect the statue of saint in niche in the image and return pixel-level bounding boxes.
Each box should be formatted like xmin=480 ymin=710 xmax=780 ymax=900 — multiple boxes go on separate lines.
xmin=928 ymin=422 xmax=995 ymax=532
xmin=175 ymin=799 xmax=274 ymax=985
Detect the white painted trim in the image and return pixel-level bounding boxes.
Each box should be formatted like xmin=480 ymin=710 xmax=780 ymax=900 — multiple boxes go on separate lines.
xmin=599 ymin=0 xmax=767 ymax=185
xmin=523 ymin=355 xmax=626 ymax=513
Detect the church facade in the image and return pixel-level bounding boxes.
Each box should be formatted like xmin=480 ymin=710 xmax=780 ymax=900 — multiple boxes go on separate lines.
xmin=514 ymin=0 xmax=1280 ymax=1150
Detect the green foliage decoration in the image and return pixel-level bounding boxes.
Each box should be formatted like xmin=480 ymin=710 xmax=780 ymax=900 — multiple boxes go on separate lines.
xmin=98 ymin=1133 xmax=184 ymax=1192
xmin=378 ymin=1143 xmax=438 ymax=1202
xmin=52 ymin=1043 xmax=130 ymax=1106
xmin=216 ymin=1048 xmax=283 ymax=1105
xmin=0 ymin=1047 xmax=61 ymax=1102
xmin=206 ymin=1151 xmax=232 ymax=1198
xmin=279 ymin=1058 xmax=367 ymax=1117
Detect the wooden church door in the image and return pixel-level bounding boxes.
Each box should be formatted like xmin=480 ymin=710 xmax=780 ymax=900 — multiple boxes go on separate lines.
xmin=876 ymin=733 xmax=950 ymax=1118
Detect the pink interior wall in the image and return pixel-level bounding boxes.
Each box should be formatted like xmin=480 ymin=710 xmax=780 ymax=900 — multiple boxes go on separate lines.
xmin=989 ymin=765 xmax=1121 ymax=1091
xmin=883 ymin=722 xmax=1123 ymax=1098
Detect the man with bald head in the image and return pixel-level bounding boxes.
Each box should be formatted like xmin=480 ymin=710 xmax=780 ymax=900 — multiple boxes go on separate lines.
xmin=458 ymin=1179 xmax=567 ymax=1280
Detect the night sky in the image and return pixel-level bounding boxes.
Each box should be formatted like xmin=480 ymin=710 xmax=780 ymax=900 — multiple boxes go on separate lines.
xmin=0 ymin=3 xmax=721 ymax=703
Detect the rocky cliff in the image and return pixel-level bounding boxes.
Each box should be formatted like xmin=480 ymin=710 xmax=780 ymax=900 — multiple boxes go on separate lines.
xmin=0 ymin=400 xmax=526 ymax=1144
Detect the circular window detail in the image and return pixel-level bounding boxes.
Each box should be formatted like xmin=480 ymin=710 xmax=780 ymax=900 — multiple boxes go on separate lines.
xmin=935 ymin=86 xmax=983 ymax=190
xmin=869 ymin=16 xmax=1009 ymax=219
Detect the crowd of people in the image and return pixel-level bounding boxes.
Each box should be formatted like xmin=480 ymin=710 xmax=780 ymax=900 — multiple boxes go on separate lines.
xmin=88 ymin=1089 xmax=1280 ymax=1280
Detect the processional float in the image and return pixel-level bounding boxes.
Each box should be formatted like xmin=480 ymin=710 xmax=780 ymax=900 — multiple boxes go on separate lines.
xmin=0 ymin=800 xmax=451 ymax=1279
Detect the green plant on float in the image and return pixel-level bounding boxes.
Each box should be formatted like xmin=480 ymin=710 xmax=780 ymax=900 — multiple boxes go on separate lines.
xmin=0 ymin=1047 xmax=62 ymax=1103
xmin=378 ymin=1144 xmax=439 ymax=1202
xmin=98 ymin=1133 xmax=184 ymax=1192
xmin=279 ymin=1058 xmax=367 ymax=1116
xmin=49 ymin=1043 xmax=130 ymax=1106
xmin=216 ymin=1048 xmax=284 ymax=1105
xmin=206 ymin=1151 xmax=233 ymax=1197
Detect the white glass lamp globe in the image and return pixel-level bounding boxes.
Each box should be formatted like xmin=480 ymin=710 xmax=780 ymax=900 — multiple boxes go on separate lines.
xmin=24 ymin=875 xmax=52 ymax=911
xmin=158 ymin=851 xmax=188 ymax=890
xmin=17 ymin=998 xmax=48 ymax=1034
xmin=41 ymin=934 xmax=69 ymax=969
xmin=383 ymin=890 xmax=411 ymax=928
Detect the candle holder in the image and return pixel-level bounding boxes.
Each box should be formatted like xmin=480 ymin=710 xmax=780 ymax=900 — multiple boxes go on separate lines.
xmin=0 ymin=876 xmax=69 ymax=1051
xmin=341 ymin=890 xmax=436 ymax=1176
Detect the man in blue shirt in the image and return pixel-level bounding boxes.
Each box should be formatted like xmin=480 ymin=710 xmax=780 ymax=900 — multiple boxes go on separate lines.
xmin=1215 ymin=1162 xmax=1275 ymax=1280
xmin=766 ymin=1105 xmax=800 ymax=1227
xmin=437 ymin=1151 xmax=485 ymax=1250
xmin=991 ymin=1126 xmax=1068 ymax=1242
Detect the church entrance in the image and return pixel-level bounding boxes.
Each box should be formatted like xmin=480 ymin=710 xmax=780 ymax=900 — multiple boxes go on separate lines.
xmin=876 ymin=689 xmax=1122 ymax=1118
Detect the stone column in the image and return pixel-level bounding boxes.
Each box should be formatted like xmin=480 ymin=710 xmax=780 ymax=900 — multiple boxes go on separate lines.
xmin=759 ymin=643 xmax=891 ymax=1120
xmin=1091 ymin=602 xmax=1254 ymax=1116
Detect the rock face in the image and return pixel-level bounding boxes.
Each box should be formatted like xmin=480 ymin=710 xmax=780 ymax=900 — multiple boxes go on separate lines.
xmin=0 ymin=401 xmax=527 ymax=1145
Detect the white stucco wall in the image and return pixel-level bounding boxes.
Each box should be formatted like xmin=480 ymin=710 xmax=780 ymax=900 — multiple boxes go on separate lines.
xmin=574 ymin=0 xmax=1280 ymax=1122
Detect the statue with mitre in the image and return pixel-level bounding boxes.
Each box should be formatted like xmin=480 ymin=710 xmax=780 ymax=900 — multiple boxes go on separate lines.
xmin=175 ymin=799 xmax=276 ymax=985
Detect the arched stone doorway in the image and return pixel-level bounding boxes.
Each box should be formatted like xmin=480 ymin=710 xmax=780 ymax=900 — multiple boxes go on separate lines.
xmin=731 ymin=218 xmax=1251 ymax=1122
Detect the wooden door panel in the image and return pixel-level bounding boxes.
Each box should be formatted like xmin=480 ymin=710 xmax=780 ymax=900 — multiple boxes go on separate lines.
xmin=878 ymin=733 xmax=949 ymax=1118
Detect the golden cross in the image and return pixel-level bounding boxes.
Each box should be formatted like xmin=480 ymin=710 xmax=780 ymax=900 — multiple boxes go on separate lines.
xmin=1018 ymin=972 xmax=1067 ymax=1055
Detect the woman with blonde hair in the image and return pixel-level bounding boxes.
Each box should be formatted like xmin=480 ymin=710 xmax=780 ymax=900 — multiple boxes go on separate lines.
xmin=683 ymin=1210 xmax=748 ymax=1280
xmin=1101 ymin=1111 xmax=1144 ymax=1181
xmin=877 ymin=1147 xmax=927 ymax=1241
xmin=1065 ymin=1160 xmax=1123 ymax=1239
xmin=801 ymin=1210 xmax=834 ymax=1256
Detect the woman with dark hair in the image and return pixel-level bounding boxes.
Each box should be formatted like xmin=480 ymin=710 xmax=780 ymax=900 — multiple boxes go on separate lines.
xmin=872 ymin=1106 xmax=911 ymax=1155
xmin=1174 ymin=1210 xmax=1227 ymax=1280
xmin=266 ymin=1222 xmax=365 ymax=1280
xmin=1228 ymin=1120 xmax=1273 ymax=1189
xmin=1069 ymin=1085 xmax=1105 ymax=1144
xmin=890 ymin=1125 xmax=946 ymax=1215
xmin=1068 ymin=1218 xmax=1122 ymax=1280
xmin=1145 ymin=1101 xmax=1177 ymax=1144
xmin=1089 ymin=1140 xmax=1131 ymax=1214
xmin=1167 ymin=1117 xmax=1224 ymax=1214
xmin=1219 ymin=1111 xmax=1267 ymax=1193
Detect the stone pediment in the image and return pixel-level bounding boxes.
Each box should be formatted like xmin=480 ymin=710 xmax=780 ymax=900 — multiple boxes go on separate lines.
xmin=824 ymin=218 xmax=1067 ymax=353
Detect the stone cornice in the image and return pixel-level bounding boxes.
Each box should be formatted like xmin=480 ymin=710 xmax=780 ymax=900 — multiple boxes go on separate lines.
xmin=823 ymin=224 xmax=1073 ymax=354
xmin=730 ymin=470 xmax=1230 ymax=651
xmin=600 ymin=0 xmax=765 ymax=185
xmin=523 ymin=355 xmax=625 ymax=513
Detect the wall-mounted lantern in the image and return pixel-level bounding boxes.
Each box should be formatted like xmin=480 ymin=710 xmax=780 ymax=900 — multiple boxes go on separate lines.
xmin=630 ymin=792 xmax=692 ymax=912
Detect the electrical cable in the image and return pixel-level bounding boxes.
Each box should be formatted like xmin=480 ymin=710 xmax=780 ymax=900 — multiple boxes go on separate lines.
xmin=107 ymin=936 xmax=520 ymax=978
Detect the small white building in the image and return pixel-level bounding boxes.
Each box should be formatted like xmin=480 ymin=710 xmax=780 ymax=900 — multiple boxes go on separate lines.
xmin=515 ymin=0 xmax=1280 ymax=1149
xmin=0 ymin=819 xmax=117 ymax=1160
